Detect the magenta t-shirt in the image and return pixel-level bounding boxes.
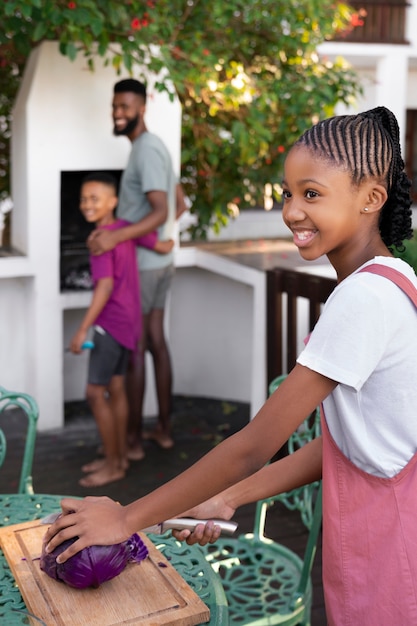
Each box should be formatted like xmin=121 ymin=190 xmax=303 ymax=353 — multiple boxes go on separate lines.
xmin=90 ymin=219 xmax=157 ymax=350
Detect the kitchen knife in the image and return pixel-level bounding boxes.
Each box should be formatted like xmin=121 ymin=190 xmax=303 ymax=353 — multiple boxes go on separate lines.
xmin=40 ymin=513 xmax=238 ymax=536
xmin=142 ymin=517 xmax=238 ymax=536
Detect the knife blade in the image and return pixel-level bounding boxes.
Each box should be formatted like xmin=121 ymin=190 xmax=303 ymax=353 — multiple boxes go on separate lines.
xmin=41 ymin=513 xmax=237 ymax=536
xmin=142 ymin=517 xmax=238 ymax=536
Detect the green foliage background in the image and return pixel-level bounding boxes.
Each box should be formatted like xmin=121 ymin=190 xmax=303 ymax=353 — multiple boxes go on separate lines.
xmin=394 ymin=231 xmax=417 ymax=273
xmin=0 ymin=0 xmax=361 ymax=238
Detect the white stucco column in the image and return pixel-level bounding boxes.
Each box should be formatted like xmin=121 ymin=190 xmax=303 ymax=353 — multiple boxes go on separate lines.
xmin=374 ymin=48 xmax=409 ymax=146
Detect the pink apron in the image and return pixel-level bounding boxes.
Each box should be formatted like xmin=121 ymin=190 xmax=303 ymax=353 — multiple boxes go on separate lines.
xmin=321 ymin=264 xmax=417 ymax=625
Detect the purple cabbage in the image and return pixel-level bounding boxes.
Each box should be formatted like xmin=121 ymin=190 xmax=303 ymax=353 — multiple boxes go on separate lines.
xmin=40 ymin=533 xmax=148 ymax=589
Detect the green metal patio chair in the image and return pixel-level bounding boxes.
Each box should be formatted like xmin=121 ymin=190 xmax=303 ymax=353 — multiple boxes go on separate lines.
xmin=0 ymin=386 xmax=39 ymax=494
xmin=203 ymin=375 xmax=322 ymax=625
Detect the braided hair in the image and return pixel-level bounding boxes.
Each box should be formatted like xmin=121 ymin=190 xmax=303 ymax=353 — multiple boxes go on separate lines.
xmin=294 ymin=106 xmax=413 ymax=250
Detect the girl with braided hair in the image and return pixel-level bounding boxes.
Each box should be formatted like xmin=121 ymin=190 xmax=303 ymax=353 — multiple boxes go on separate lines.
xmin=45 ymin=107 xmax=417 ymax=624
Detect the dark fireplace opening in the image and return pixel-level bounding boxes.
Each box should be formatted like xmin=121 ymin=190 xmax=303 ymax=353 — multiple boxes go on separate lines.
xmin=60 ymin=169 xmax=122 ymax=291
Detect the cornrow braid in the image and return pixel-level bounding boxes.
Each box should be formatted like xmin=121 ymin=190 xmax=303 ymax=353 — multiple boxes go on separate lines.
xmin=295 ymin=106 xmax=413 ymax=249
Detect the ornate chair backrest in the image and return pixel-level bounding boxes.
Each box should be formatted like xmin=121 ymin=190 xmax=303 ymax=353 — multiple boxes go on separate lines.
xmin=0 ymin=387 xmax=39 ymax=494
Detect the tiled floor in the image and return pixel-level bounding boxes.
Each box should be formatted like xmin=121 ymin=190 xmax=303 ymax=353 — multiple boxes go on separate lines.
xmin=2 ymin=395 xmax=325 ymax=625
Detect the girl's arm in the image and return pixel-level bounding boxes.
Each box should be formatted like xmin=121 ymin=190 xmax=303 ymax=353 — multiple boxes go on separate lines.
xmin=173 ymin=436 xmax=322 ymax=545
xmin=45 ymin=364 xmax=336 ymax=561
xmin=70 ymin=277 xmax=113 ymax=352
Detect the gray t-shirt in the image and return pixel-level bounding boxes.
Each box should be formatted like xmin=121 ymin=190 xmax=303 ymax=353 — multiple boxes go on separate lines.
xmin=117 ymin=131 xmax=176 ymax=270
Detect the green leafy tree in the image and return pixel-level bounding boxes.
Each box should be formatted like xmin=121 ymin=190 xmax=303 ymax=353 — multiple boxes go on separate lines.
xmin=0 ymin=0 xmax=360 ymax=239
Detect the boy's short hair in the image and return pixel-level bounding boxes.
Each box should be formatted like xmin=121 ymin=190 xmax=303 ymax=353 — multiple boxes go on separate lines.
xmin=81 ymin=172 xmax=118 ymax=194
xmin=114 ymin=79 xmax=147 ymax=102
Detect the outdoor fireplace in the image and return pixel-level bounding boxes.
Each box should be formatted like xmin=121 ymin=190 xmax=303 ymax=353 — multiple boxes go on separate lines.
xmin=60 ymin=169 xmax=122 ymax=291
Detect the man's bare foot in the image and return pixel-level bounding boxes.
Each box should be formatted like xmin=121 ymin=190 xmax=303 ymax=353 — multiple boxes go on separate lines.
xmin=79 ymin=465 xmax=125 ymax=487
xmin=143 ymin=429 xmax=174 ymax=450
xmin=82 ymin=457 xmax=128 ymax=473
xmin=127 ymin=444 xmax=145 ymax=461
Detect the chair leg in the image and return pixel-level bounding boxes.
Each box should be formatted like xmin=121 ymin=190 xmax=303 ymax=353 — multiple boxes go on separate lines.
xmin=300 ymin=602 xmax=312 ymax=626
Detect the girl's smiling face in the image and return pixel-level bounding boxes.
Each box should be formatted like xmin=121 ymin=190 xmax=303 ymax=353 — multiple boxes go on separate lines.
xmin=282 ymin=145 xmax=371 ymax=267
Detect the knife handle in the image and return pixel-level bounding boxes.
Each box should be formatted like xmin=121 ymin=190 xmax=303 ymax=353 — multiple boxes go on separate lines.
xmin=165 ymin=518 xmax=238 ymax=536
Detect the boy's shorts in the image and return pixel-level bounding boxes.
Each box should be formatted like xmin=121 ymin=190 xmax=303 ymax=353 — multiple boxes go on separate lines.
xmin=87 ymin=327 xmax=130 ymax=386
xmin=140 ymin=264 xmax=175 ymax=315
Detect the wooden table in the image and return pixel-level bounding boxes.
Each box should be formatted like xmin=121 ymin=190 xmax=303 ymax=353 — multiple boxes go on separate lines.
xmin=0 ymin=494 xmax=229 ymax=625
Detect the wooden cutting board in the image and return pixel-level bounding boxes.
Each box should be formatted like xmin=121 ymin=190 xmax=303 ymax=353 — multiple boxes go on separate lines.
xmin=0 ymin=520 xmax=210 ymax=626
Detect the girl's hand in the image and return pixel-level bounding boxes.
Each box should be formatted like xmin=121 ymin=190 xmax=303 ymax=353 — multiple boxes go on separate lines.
xmin=172 ymin=520 xmax=223 ymax=546
xmin=172 ymin=494 xmax=236 ymax=546
xmin=43 ymin=496 xmax=130 ymax=563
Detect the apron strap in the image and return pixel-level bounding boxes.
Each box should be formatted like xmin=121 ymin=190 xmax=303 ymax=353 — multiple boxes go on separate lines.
xmin=358 ymin=264 xmax=417 ymax=308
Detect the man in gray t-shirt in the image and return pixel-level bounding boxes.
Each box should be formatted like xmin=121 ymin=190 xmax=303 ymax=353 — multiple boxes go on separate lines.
xmin=88 ymin=78 xmax=187 ymax=461
xmin=118 ymin=131 xmax=177 ymax=271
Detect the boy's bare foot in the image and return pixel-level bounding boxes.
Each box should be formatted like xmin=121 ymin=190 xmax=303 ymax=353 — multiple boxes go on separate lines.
xmin=127 ymin=444 xmax=146 ymax=461
xmin=82 ymin=457 xmax=129 ymax=473
xmin=82 ymin=458 xmax=106 ymax=473
xmin=79 ymin=465 xmax=125 ymax=487
xmin=143 ymin=429 xmax=174 ymax=450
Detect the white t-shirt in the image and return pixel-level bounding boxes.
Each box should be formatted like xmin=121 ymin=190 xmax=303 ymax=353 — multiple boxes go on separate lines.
xmin=297 ymin=257 xmax=417 ymax=478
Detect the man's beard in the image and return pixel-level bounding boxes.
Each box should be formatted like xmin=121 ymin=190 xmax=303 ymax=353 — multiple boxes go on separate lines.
xmin=113 ymin=114 xmax=140 ymax=136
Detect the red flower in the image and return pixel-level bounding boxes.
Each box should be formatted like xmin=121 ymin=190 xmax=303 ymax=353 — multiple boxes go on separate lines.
xmin=202 ymin=49 xmax=210 ymax=56
xmin=68 ymin=1 xmax=76 ymax=8
xmin=350 ymin=13 xmax=365 ymax=27
xmin=131 ymin=17 xmax=141 ymax=30
xmin=147 ymin=0 xmax=155 ymax=7
xmin=141 ymin=18 xmax=149 ymax=27
xmin=277 ymin=145 xmax=285 ymax=154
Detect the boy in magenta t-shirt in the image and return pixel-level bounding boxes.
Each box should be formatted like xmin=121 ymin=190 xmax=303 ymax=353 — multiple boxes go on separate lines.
xmin=70 ymin=172 xmax=173 ymax=487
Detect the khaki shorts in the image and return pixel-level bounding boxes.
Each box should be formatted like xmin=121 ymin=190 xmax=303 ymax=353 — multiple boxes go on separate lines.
xmin=140 ymin=265 xmax=174 ymax=314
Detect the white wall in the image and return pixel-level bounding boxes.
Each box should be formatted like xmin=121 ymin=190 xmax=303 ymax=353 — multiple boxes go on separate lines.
xmin=170 ymin=268 xmax=254 ymax=399
xmin=407 ymin=69 xmax=417 ymax=108
xmin=172 ymin=247 xmax=267 ymax=415
xmin=0 ymin=277 xmax=33 ymax=392
xmin=406 ymin=0 xmax=417 ymax=46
